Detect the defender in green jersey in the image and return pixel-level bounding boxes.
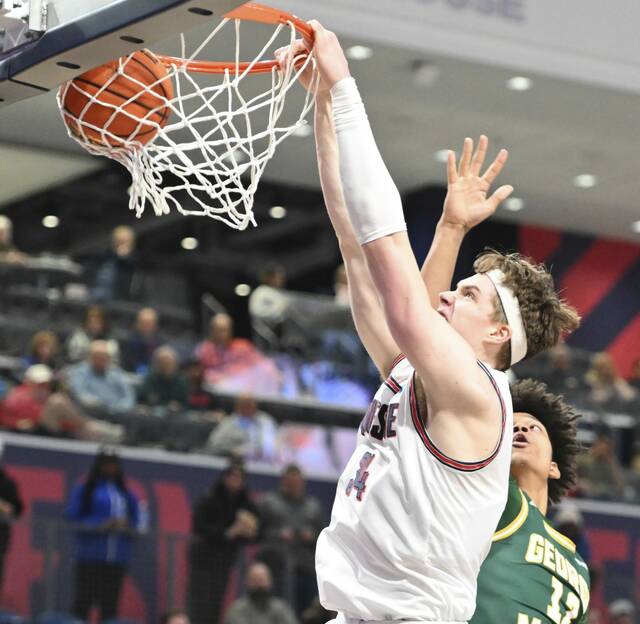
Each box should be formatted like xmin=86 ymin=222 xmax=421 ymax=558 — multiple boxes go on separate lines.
xmin=471 ymin=379 xmax=589 ymax=624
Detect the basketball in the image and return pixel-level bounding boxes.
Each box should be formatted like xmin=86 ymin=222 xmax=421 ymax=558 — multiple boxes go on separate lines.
xmin=61 ymin=49 xmax=173 ymax=147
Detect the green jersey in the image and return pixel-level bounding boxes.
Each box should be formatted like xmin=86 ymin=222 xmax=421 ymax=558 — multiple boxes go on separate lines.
xmin=471 ymin=479 xmax=590 ymax=624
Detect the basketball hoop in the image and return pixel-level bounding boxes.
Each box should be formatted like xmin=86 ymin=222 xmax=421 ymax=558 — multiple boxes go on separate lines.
xmin=56 ymin=2 xmax=318 ymax=230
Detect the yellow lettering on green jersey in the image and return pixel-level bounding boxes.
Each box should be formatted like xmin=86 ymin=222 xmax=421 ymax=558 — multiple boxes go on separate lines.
xmin=547 ymin=576 xmax=582 ymax=624
xmin=543 ymin=538 xmax=556 ymax=570
xmin=525 ymin=533 xmax=545 ymax=564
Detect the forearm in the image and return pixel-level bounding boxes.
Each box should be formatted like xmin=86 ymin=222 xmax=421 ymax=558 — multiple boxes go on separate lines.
xmin=316 ymin=91 xmax=399 ymax=376
xmin=420 ymin=221 xmax=466 ymax=309
xmin=331 ymin=78 xmax=406 ymax=246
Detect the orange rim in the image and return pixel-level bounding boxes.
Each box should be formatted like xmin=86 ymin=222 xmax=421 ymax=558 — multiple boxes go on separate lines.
xmin=156 ymin=2 xmax=313 ymax=75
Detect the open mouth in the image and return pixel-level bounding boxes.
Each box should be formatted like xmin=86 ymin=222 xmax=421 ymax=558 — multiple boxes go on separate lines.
xmin=512 ymin=432 xmax=528 ymax=448
xmin=436 ymin=308 xmax=449 ymax=321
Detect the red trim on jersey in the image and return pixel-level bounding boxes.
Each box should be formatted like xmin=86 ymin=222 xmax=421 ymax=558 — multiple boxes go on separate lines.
xmin=409 ymin=362 xmax=507 ymax=472
xmin=384 ymin=376 xmax=402 ymax=394
xmin=390 ymin=353 xmax=406 ymax=369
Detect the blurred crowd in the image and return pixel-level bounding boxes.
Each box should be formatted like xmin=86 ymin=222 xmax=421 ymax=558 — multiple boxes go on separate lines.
xmin=0 ymin=218 xmax=640 ymax=503
xmin=0 ymin=446 xmax=636 ymax=624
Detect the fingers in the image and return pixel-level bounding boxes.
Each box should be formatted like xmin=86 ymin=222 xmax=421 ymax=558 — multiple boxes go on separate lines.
xmin=275 ymin=40 xmax=308 ymax=69
xmin=488 ymin=184 xmax=514 ymax=211
xmin=458 ymin=137 xmax=473 ymax=177
xmin=470 ymin=134 xmax=488 ymax=176
xmin=447 ymin=150 xmax=458 ymax=185
xmin=482 ymin=148 xmax=509 ymax=186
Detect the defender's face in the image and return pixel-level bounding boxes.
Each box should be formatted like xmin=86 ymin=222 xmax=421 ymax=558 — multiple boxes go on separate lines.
xmin=511 ymin=412 xmax=558 ymax=481
xmin=437 ymin=273 xmax=502 ymax=345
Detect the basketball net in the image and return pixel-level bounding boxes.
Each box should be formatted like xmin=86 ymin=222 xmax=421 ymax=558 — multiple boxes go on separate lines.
xmin=57 ymin=14 xmax=318 ymax=230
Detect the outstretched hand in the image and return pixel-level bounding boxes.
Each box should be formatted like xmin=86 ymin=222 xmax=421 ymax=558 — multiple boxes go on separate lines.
xmin=442 ymin=135 xmax=513 ymax=232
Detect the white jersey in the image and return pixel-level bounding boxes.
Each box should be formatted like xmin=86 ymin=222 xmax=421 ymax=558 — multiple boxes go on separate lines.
xmin=316 ymin=355 xmax=513 ymax=623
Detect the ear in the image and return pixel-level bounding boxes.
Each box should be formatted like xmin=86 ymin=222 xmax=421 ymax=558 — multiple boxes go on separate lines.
xmin=487 ymin=323 xmax=512 ymax=347
xmin=549 ymin=461 xmax=561 ymax=481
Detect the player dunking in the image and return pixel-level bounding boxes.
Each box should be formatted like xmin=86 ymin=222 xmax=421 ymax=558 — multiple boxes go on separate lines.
xmin=278 ymin=26 xmax=580 ymax=624
xmin=471 ymin=379 xmax=590 ymax=624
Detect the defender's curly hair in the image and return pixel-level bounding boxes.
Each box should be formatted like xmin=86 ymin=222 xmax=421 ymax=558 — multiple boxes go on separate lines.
xmin=474 ymin=251 xmax=581 ymax=370
xmin=511 ymin=379 xmax=581 ymax=503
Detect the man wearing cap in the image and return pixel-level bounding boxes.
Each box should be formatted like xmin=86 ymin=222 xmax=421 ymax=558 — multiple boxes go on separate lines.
xmin=294 ymin=25 xmax=582 ymax=623
xmin=609 ymin=599 xmax=635 ymax=624
xmin=0 ymin=364 xmax=53 ymax=431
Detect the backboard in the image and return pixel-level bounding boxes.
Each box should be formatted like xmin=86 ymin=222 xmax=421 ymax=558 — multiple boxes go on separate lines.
xmin=0 ymin=0 xmax=243 ymax=108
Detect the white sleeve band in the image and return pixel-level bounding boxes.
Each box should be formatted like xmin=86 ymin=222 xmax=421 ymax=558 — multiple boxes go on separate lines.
xmin=330 ymin=77 xmax=407 ymax=245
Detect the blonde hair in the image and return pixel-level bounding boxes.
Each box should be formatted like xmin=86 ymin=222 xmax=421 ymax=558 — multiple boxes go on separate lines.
xmin=474 ymin=251 xmax=581 ymax=370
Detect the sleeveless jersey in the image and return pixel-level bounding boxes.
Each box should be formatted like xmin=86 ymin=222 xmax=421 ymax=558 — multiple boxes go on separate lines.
xmin=316 ymin=355 xmax=513 ymax=623
xmin=470 ymin=479 xmax=590 ymax=624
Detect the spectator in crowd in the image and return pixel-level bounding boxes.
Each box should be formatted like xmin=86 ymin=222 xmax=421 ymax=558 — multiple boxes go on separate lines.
xmin=188 ymin=461 xmax=259 ymax=624
xmin=195 ymin=313 xmax=280 ymax=395
xmin=66 ymin=449 xmax=142 ymax=622
xmin=0 ymin=216 xmax=26 ymax=264
xmin=67 ymin=340 xmax=135 ymax=414
xmin=553 ymin=503 xmax=591 ymax=564
xmin=249 ymin=263 xmax=289 ymax=330
xmin=609 ymin=599 xmax=635 ymax=624
xmin=185 ymin=360 xmax=216 ymax=412
xmin=585 ymin=352 xmax=636 ymax=406
xmin=160 ymin=609 xmax=190 ymax=624
xmin=333 ymin=264 xmax=349 ymax=306
xmin=539 ymin=344 xmax=586 ymax=395
xmin=257 ymin=464 xmax=324 ymax=614
xmin=224 ymin=561 xmax=298 ymax=624
xmin=24 ymin=330 xmax=61 ymax=371
xmin=0 ymin=365 xmax=121 ymax=442
xmin=67 ymin=305 xmax=120 ymax=364
xmin=0 ymin=441 xmax=23 ymax=594
xmin=121 ymin=307 xmax=163 ymax=373
xmin=577 ymin=428 xmax=626 ymax=500
xmin=205 ymin=393 xmax=278 ymax=462
xmin=1 ymin=364 xmax=53 ymax=432
xmin=137 ymin=346 xmax=187 ymax=410
xmin=629 ymin=357 xmax=640 ymax=391
xmin=92 ymin=225 xmax=139 ymax=302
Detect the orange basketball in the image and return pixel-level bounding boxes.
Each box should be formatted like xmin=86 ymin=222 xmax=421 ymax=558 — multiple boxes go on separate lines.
xmin=61 ymin=49 xmax=174 ymax=147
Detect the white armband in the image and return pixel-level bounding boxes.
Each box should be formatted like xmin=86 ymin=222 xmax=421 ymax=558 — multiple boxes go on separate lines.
xmin=331 ymin=77 xmax=406 ymax=245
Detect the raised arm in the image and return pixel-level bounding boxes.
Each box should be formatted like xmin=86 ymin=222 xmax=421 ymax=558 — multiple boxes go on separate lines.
xmin=308 ymin=22 xmax=502 ymax=417
xmin=315 ymin=91 xmax=400 ymax=378
xmin=276 ymin=41 xmax=400 ymax=378
xmin=421 ymin=136 xmax=513 ymax=308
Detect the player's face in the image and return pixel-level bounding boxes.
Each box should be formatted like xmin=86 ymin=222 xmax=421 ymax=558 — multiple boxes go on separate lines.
xmin=511 ymin=412 xmax=560 ymax=482
xmin=438 ymin=274 xmax=508 ymax=348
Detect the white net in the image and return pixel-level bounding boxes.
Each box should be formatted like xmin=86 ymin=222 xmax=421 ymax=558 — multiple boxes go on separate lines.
xmin=57 ymin=16 xmax=318 ymax=230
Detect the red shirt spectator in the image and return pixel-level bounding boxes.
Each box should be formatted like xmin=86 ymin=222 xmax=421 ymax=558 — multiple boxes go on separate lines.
xmin=1 ymin=365 xmax=53 ymax=431
xmin=195 ymin=313 xmax=280 ymax=395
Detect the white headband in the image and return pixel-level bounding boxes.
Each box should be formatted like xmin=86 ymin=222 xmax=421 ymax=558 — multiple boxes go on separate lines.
xmin=485 ymin=269 xmax=528 ymax=366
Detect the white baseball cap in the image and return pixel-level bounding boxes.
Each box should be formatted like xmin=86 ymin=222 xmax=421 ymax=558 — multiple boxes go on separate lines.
xmin=24 ymin=364 xmax=53 ymax=384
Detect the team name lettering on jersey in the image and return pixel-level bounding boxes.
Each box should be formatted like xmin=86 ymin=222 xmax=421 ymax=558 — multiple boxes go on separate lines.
xmin=524 ymin=534 xmax=590 ymax=610
xmin=359 ymin=400 xmax=398 ymax=440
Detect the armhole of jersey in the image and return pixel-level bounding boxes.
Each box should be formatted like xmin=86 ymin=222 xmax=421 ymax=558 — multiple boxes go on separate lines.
xmin=384 ymin=354 xmax=406 ymax=394
xmin=543 ymin=521 xmax=577 ymax=553
xmin=409 ymin=361 xmax=507 ymax=473
xmin=493 ymin=488 xmax=529 ymax=542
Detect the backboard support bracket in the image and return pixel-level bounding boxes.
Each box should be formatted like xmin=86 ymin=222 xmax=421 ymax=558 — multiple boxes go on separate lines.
xmin=0 ymin=0 xmax=242 ymax=108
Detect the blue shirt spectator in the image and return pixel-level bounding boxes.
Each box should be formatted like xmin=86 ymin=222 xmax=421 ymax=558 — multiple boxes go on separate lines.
xmin=65 ymin=450 xmax=142 ymax=622
xmin=67 ymin=340 xmax=135 ymax=414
